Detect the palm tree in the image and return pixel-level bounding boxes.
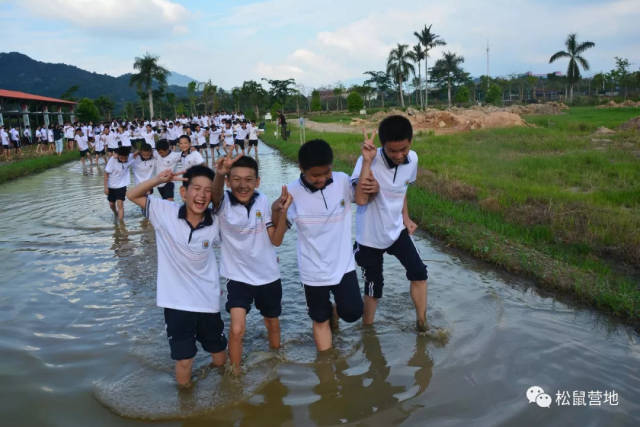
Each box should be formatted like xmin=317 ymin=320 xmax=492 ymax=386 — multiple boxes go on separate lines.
xmin=387 ymin=44 xmax=415 ymax=108
xmin=549 ymin=33 xmax=595 ymax=103
xmin=414 ymin=25 xmax=446 ymax=108
xmin=411 ymin=44 xmax=425 ymax=108
xmin=431 ymin=51 xmax=465 ymax=108
xmin=363 ymin=71 xmax=391 ymax=108
xmin=129 ymin=53 xmax=169 ymax=119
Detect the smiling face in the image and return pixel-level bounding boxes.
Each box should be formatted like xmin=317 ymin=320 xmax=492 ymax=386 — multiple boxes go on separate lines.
xmin=383 ymin=139 xmax=411 ymax=165
xmin=180 ymin=175 xmax=213 ymax=216
xmin=178 ymin=137 xmax=191 ymax=153
xmin=301 ymin=165 xmax=332 ymax=189
xmin=227 ymin=166 xmax=259 ymax=203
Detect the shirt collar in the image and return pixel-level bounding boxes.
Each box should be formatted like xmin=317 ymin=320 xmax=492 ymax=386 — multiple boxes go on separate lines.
xmin=299 ymin=173 xmax=333 ymax=193
xmin=380 ymin=147 xmax=410 ymax=169
xmin=177 ymin=204 xmax=213 ymax=228
xmin=226 ymin=190 xmax=259 ymax=215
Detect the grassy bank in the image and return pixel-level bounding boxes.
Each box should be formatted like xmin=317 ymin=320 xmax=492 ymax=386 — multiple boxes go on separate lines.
xmin=0 ymin=150 xmax=81 ymax=184
xmin=262 ymin=106 xmax=640 ymax=322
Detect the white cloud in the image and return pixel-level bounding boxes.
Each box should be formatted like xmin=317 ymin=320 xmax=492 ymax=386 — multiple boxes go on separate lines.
xmin=19 ymin=0 xmax=190 ymax=37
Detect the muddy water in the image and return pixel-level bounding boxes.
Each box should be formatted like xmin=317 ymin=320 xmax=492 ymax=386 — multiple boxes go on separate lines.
xmin=0 ymin=143 xmax=638 ymax=426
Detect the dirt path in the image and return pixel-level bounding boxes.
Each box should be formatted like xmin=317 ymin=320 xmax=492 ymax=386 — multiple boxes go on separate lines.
xmin=295 ymin=120 xmax=361 ymax=134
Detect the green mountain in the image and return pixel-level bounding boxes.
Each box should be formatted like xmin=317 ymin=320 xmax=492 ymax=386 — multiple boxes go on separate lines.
xmin=0 ymin=52 xmax=189 ymax=108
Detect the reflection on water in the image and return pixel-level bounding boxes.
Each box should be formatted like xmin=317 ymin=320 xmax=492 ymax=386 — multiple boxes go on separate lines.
xmin=0 ymin=142 xmax=639 ymax=426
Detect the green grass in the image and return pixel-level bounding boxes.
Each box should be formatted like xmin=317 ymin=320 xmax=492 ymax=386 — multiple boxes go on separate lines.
xmin=0 ymin=150 xmax=81 ymax=184
xmin=263 ymin=106 xmax=640 ymax=322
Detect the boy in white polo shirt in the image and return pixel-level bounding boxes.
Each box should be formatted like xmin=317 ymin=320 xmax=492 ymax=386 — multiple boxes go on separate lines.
xmin=126 ymin=165 xmax=227 ymax=387
xmin=178 ymin=134 xmax=204 ymax=171
xmin=154 ymin=139 xmax=182 ymax=201
xmin=352 ymin=115 xmax=428 ymax=331
xmin=104 ymin=146 xmax=133 ymax=221
xmin=281 ymin=139 xmax=363 ymax=352
xmin=210 ymin=154 xmax=291 ymax=374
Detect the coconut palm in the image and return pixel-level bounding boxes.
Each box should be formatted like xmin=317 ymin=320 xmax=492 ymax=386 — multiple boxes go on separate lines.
xmin=411 ymin=44 xmax=425 ymax=108
xmin=414 ymin=25 xmax=446 ymax=108
xmin=363 ymin=71 xmax=391 ymax=108
xmin=387 ymin=44 xmax=415 ymax=108
xmin=430 ymin=51 xmax=465 ymax=108
xmin=549 ymin=33 xmax=595 ymax=103
xmin=129 ymin=53 xmax=169 ymax=119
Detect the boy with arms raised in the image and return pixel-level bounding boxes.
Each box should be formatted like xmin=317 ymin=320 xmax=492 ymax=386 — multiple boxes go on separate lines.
xmin=211 ymin=154 xmax=291 ymax=374
xmin=352 ymin=115 xmax=429 ymax=331
xmin=280 ymin=140 xmax=363 ymax=352
xmin=127 ymin=165 xmax=227 ymax=387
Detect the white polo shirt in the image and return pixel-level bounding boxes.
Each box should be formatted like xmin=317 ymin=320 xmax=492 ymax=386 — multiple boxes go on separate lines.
xmin=223 ymin=127 xmax=234 ymax=145
xmin=105 ymin=155 xmax=133 ymax=189
xmin=286 ymin=172 xmax=355 ymax=286
xmin=351 ymin=147 xmax=418 ymax=249
xmin=132 ymin=155 xmax=155 ymax=185
xmin=217 ymin=191 xmax=280 ymax=285
xmin=76 ymin=134 xmax=89 ymax=151
xmin=180 ymin=150 xmax=204 ymax=170
xmin=104 ymin=133 xmax=118 ymax=149
xmin=145 ymin=198 xmax=221 ymax=313
xmin=142 ymin=130 xmax=156 ymax=148
xmin=118 ymin=131 xmax=132 ymax=147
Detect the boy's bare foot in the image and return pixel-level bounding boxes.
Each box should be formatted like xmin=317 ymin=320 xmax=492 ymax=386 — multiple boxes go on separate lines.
xmin=416 ymin=318 xmax=428 ymax=333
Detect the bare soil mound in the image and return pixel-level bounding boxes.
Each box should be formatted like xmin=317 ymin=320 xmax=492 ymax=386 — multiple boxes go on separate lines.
xmin=596 ymin=100 xmax=640 ymax=109
xmin=618 ymin=116 xmax=640 ymax=131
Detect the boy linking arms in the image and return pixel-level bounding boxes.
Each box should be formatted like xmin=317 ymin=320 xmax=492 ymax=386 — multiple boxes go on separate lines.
xmin=104 ymin=147 xmax=133 ymax=221
xmin=127 ymin=165 xmax=227 ymax=387
xmin=210 ymin=154 xmax=291 ymax=374
xmin=352 ymin=115 xmax=429 ymax=331
xmin=279 ymin=139 xmax=363 ymax=352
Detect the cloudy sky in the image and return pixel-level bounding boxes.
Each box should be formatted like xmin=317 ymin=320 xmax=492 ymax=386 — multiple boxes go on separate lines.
xmin=2 ymin=0 xmax=639 ymax=91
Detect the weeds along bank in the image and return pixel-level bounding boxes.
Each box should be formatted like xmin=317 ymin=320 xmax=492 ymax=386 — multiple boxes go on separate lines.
xmin=264 ymin=107 xmax=640 ymax=322
xmin=0 ymin=150 xmax=81 ymax=184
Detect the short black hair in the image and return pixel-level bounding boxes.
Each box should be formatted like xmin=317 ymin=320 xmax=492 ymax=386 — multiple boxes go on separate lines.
xmin=156 ymin=139 xmax=169 ymax=151
xmin=230 ymin=155 xmax=259 ymax=177
xmin=183 ymin=165 xmax=215 ymax=188
xmin=178 ymin=134 xmax=191 ymax=145
xmin=116 ymin=146 xmax=130 ymax=156
xmin=140 ymin=142 xmax=152 ymax=152
xmin=298 ymin=139 xmax=333 ymax=170
xmin=378 ymin=115 xmax=413 ymax=144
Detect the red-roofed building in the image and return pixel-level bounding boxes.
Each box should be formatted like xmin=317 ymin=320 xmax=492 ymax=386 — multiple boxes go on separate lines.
xmin=0 ymin=89 xmax=77 ymax=134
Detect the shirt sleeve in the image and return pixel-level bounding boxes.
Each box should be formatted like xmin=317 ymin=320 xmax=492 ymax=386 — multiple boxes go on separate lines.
xmin=408 ymin=151 xmax=418 ymax=184
xmin=263 ymin=195 xmax=273 ymax=228
xmin=351 ymin=155 xmax=363 ymax=186
xmin=146 ymin=196 xmax=171 ymax=228
xmin=104 ymin=159 xmax=114 ymax=174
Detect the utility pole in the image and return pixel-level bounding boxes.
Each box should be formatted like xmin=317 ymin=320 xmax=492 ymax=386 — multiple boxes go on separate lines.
xmin=486 ymin=40 xmax=490 ymax=91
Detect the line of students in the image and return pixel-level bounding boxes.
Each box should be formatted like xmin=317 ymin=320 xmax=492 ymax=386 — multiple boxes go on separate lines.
xmin=125 ymin=115 xmax=429 ymax=387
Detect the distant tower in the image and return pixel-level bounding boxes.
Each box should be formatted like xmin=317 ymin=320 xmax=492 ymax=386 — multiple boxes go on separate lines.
xmin=486 ymin=40 xmax=490 ymax=90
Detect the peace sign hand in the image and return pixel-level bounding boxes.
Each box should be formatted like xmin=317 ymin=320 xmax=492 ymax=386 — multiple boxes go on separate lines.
xmin=362 ymin=128 xmax=377 ymax=163
xmin=276 ymin=185 xmax=293 ymax=212
xmin=215 ymin=151 xmax=242 ymax=175
xmin=157 ymin=169 xmax=186 ymax=184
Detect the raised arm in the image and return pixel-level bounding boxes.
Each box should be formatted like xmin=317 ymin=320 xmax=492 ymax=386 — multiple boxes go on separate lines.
xmin=127 ymin=169 xmax=185 ymax=209
xmin=211 ymin=152 xmax=242 ymax=209
xmin=354 ymin=129 xmax=379 ymax=206
xmin=268 ymin=185 xmax=293 ymax=246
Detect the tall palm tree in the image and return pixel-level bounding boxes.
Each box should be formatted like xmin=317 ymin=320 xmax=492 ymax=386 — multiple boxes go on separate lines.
xmin=414 ymin=24 xmax=446 ymax=108
xmin=387 ymin=44 xmax=415 ymax=108
xmin=549 ymin=33 xmax=595 ymax=103
xmin=363 ymin=71 xmax=391 ymax=108
xmin=129 ymin=53 xmax=169 ymax=119
xmin=431 ymin=51 xmax=465 ymax=108
xmin=411 ymin=44 xmax=425 ymax=108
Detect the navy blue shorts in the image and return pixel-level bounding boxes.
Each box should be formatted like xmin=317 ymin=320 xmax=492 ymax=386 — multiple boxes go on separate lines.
xmin=226 ymin=279 xmax=282 ymax=318
xmin=163 ymin=308 xmax=227 ymax=360
xmin=107 ymin=186 xmax=126 ymax=202
xmin=235 ymin=139 xmax=245 ymax=149
xmin=158 ymin=182 xmax=174 ymax=199
xmin=354 ymin=228 xmax=428 ymax=299
xmin=248 ymin=139 xmax=258 ymax=146
xmin=303 ymin=270 xmax=363 ymax=323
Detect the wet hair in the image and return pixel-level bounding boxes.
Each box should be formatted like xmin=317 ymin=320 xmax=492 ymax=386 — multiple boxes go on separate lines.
xmin=116 ymin=146 xmax=131 ymax=156
xmin=378 ymin=115 xmax=413 ymax=145
xmin=178 ymin=134 xmax=191 ymax=145
xmin=298 ymin=139 xmax=333 ymax=170
xmin=156 ymin=139 xmax=169 ymax=151
xmin=140 ymin=142 xmax=152 ymax=152
xmin=230 ymin=155 xmax=259 ymax=177
xmin=183 ymin=165 xmax=215 ymax=187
